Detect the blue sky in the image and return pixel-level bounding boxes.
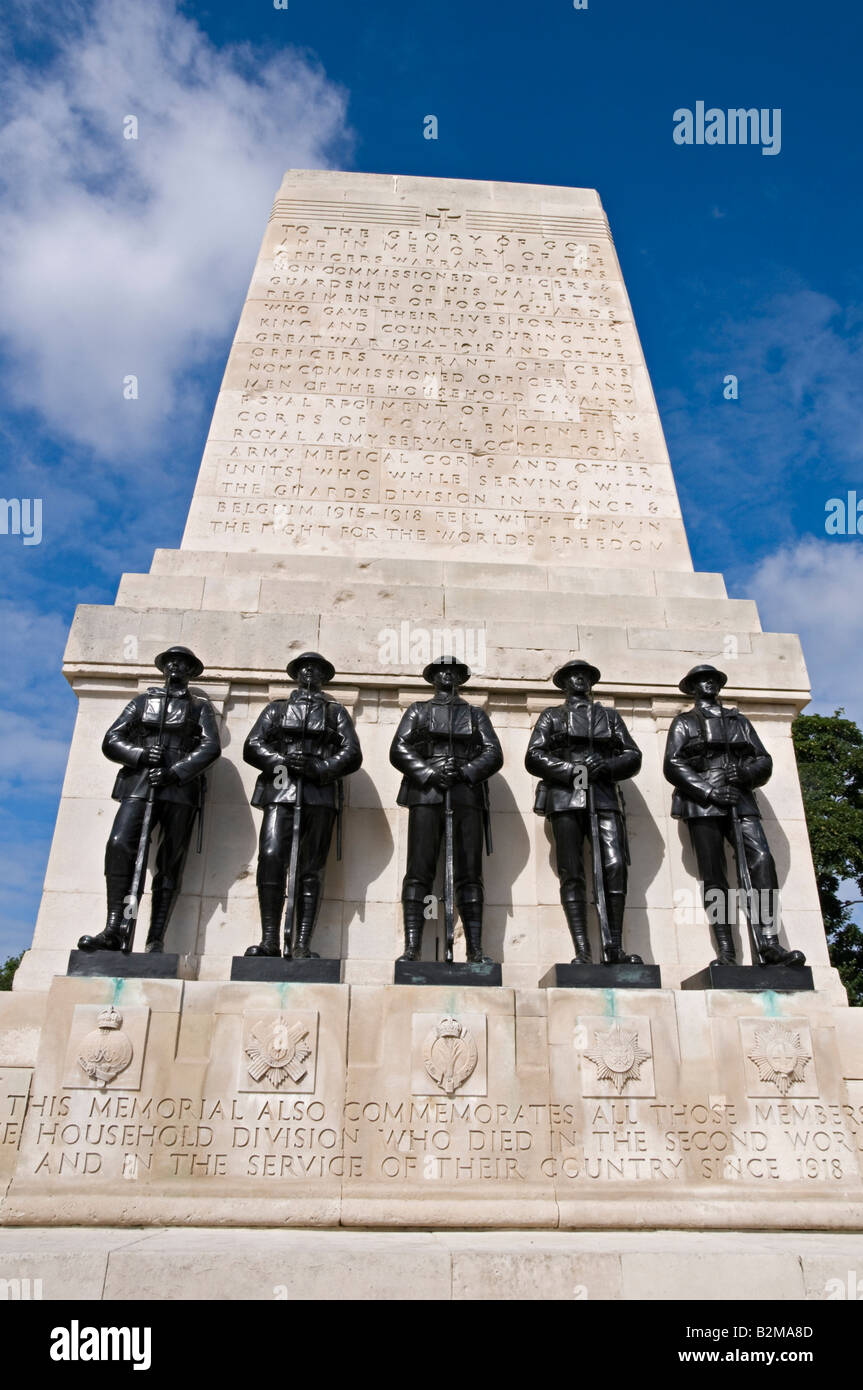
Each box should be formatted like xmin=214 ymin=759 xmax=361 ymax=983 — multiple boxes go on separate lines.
xmin=1 ymin=0 xmax=862 ymax=957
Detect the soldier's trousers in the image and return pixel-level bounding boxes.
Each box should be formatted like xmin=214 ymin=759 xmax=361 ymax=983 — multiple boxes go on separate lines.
xmin=256 ymin=805 xmax=336 ymax=892
xmin=402 ymin=803 xmax=484 ymax=905
xmin=687 ymin=815 xmax=779 ymax=931
xmin=549 ymin=810 xmax=627 ymax=901
xmin=105 ymin=797 xmax=197 ymax=902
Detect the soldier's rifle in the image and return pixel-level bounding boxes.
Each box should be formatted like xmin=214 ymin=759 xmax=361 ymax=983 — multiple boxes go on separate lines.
xmin=443 ymin=701 xmax=455 ymax=963
xmin=719 ymin=704 xmax=766 ymax=967
xmin=283 ymin=695 xmax=310 ymax=958
xmin=122 ymin=675 xmax=170 ymax=953
xmin=586 ymin=695 xmax=614 ymax=964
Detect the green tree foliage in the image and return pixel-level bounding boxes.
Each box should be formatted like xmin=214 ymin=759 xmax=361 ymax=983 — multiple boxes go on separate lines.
xmin=0 ymin=953 xmax=22 ymax=991
xmin=792 ymin=710 xmax=863 ymax=1005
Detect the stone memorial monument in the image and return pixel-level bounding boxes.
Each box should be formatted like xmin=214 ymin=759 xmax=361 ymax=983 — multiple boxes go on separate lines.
xmin=1 ymin=171 xmax=862 ymax=1299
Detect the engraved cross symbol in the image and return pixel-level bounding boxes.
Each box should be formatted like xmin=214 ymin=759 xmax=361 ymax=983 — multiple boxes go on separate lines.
xmin=425 ymin=207 xmax=461 ymax=226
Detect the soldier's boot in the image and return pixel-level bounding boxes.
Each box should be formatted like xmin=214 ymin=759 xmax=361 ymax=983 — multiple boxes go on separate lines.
xmin=561 ymin=892 xmax=592 ymax=964
xmin=145 ymin=889 xmax=176 ymax=954
xmin=245 ymin=885 xmax=284 ymax=958
xmin=397 ymin=899 xmax=425 ymax=962
xmin=710 ymin=924 xmax=738 ymax=968
xmin=78 ymin=876 xmax=129 ymax=952
xmin=293 ymin=881 xmax=321 ymax=960
xmin=752 ymin=888 xmax=806 ymax=967
xmin=607 ymin=891 xmax=642 ymax=965
xmin=758 ymin=932 xmax=807 ymax=968
xmin=460 ymin=891 xmax=493 ymax=965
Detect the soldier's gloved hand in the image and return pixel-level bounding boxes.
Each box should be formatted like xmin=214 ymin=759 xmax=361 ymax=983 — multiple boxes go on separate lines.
xmin=148 ymin=766 xmax=179 ymax=787
xmin=725 ymin=767 xmax=750 ymax=789
xmin=431 ymin=767 xmax=458 ymax=790
xmin=709 ymin=784 xmax=741 ymax=807
xmin=285 ymin=753 xmax=308 ymax=775
xmin=145 ymin=747 xmax=164 ymax=767
xmin=584 ymin=754 xmax=609 ymax=782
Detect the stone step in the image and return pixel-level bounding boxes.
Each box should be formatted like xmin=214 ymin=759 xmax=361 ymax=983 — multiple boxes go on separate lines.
xmin=150 ymin=547 xmax=728 ymax=600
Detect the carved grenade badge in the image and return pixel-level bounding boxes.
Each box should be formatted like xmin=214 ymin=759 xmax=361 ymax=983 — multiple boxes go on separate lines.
xmin=77 ymin=1005 xmax=134 ymax=1089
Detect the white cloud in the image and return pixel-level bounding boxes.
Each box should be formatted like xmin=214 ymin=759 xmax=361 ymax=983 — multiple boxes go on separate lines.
xmin=662 ymin=287 xmax=863 ymax=567
xmin=0 ymin=0 xmax=351 ymax=456
xmin=748 ymin=538 xmax=863 ymax=725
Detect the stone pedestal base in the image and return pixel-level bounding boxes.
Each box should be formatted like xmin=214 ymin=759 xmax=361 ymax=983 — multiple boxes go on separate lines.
xmin=393 ymin=960 xmax=502 ymax=986
xmin=541 ymin=962 xmax=662 ymax=989
xmin=4 ymin=974 xmax=863 ymax=1234
xmin=1 ymin=1227 xmax=862 ymax=1300
xmin=230 ymin=957 xmax=342 ymax=983
xmin=67 ymin=950 xmax=180 ymax=980
xmin=682 ymin=963 xmax=815 ymax=992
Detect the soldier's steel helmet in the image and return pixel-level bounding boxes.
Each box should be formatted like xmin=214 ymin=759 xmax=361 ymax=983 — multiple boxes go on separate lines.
xmin=552 ymin=658 xmax=601 ymax=690
xmin=422 ymin=655 xmax=471 ymax=686
xmin=679 ymin=664 xmax=728 ymax=696
xmin=154 ymin=645 xmax=204 ymax=679
xmin=286 ymin=651 xmax=336 ymax=684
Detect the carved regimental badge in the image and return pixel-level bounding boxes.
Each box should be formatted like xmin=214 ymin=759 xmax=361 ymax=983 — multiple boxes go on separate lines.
xmin=423 ymin=1016 xmax=478 ymax=1095
xmin=584 ymin=1023 xmax=652 ymax=1095
xmin=76 ymin=1005 xmax=134 ymax=1089
xmin=245 ymin=1015 xmax=313 ymax=1089
xmin=747 ymin=1024 xmax=811 ymax=1096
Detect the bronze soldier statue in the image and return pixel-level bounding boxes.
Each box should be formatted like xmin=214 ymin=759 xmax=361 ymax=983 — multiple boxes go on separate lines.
xmin=526 ymin=659 xmax=642 ymax=965
xmin=390 ymin=657 xmax=503 ymax=964
xmin=663 ymin=664 xmax=805 ymax=969
xmin=243 ymin=652 xmax=362 ymax=959
xmin=78 ymin=646 xmax=221 ymax=954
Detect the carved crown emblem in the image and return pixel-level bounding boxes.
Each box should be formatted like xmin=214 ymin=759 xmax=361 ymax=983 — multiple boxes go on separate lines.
xmin=246 ymin=1016 xmax=313 ymax=1089
xmin=77 ymin=1006 xmax=134 ymax=1089
xmin=584 ymin=1023 xmax=651 ymax=1094
xmin=423 ymin=1016 xmax=478 ymax=1094
xmin=747 ymin=1024 xmax=811 ymax=1096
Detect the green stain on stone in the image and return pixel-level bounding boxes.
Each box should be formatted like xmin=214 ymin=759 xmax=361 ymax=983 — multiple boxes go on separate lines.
xmin=603 ymin=988 xmax=616 ymax=1018
xmin=762 ymin=990 xmax=781 ymax=1017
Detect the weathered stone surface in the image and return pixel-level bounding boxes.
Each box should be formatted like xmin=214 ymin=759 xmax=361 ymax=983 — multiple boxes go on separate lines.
xmin=2 ymin=979 xmax=863 ymax=1232
xmin=4 ymin=1226 xmax=863 ymax=1300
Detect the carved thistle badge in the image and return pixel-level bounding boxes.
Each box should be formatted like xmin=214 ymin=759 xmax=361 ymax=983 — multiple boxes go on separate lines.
xmin=584 ymin=1023 xmax=652 ymax=1095
xmin=423 ymin=1016 xmax=478 ymax=1095
xmin=245 ymin=1015 xmax=313 ymax=1089
xmin=77 ymin=1005 xmax=134 ymax=1089
xmin=747 ymin=1024 xmax=811 ymax=1096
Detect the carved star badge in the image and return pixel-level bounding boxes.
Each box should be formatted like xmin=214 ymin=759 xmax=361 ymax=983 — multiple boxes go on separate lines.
xmin=747 ymin=1024 xmax=811 ymax=1096
xmin=246 ymin=1016 xmax=312 ymax=1089
xmin=584 ymin=1023 xmax=652 ymax=1094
